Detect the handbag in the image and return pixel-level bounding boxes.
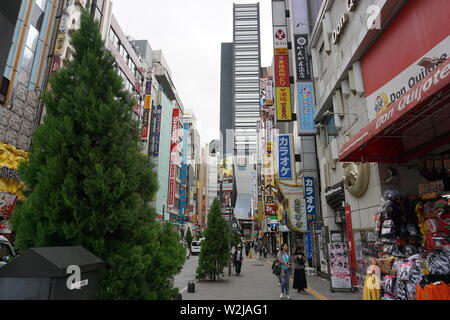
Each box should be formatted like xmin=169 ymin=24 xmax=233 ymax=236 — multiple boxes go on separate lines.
xmin=272 ymin=261 xmax=282 ymax=276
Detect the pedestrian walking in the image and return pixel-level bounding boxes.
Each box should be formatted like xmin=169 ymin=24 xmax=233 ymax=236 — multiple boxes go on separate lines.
xmin=276 ymin=243 xmax=293 ymax=300
xmin=263 ymin=246 xmax=268 ymax=259
xmin=292 ymin=248 xmax=308 ymax=294
xmin=245 ymin=242 xmax=250 ymax=257
xmin=233 ymin=244 xmax=244 ymax=276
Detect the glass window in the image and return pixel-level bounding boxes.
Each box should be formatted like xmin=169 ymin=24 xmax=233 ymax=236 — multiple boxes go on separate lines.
xmin=22 ymin=47 xmax=34 ymax=73
xmin=94 ymin=7 xmax=102 ymax=23
xmin=26 ymin=25 xmax=40 ymax=51
xmin=35 ymin=0 xmax=46 ymax=11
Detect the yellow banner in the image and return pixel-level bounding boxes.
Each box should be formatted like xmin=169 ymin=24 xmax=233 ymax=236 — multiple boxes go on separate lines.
xmin=54 ymin=33 xmax=66 ymax=55
xmin=144 ymin=95 xmax=151 ymax=109
xmin=275 ymin=48 xmax=288 ymax=55
xmin=276 ymin=87 xmax=292 ymax=121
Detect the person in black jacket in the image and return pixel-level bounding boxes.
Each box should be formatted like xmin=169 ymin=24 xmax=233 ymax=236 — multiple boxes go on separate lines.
xmin=233 ymin=244 xmax=244 ymax=276
xmin=292 ymin=248 xmax=308 ymax=293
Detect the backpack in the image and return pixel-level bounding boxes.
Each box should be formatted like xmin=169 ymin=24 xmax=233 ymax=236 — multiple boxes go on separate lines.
xmin=272 ymin=260 xmax=282 ymax=276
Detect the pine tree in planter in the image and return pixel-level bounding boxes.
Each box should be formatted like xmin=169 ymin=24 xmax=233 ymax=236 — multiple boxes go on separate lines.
xmin=196 ymin=199 xmax=230 ymax=281
xmin=11 ymin=10 xmax=185 ymax=299
xmin=185 ymin=227 xmax=193 ymax=250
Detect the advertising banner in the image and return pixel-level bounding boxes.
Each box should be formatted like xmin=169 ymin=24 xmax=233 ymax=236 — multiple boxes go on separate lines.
xmin=294 ymin=35 xmax=312 ymax=81
xmin=292 ymin=0 xmax=309 ymax=34
xmin=276 ymin=87 xmax=292 ymax=121
xmin=345 ymin=204 xmax=358 ymax=287
xmin=297 ymin=83 xmax=316 ymax=134
xmin=266 ymin=78 xmax=274 ymax=106
xmin=168 ymin=108 xmax=180 ymax=206
xmin=179 ymin=122 xmax=189 ymax=224
xmin=273 ymin=27 xmax=288 ymax=56
xmin=277 ymin=135 xmax=294 ymax=180
xmin=140 ymin=125 xmax=148 ymax=140
xmin=0 ymin=193 xmax=17 ymax=218
xmin=275 ymin=56 xmax=290 ymax=87
xmin=144 ymin=95 xmax=151 ymax=109
xmin=277 ymin=182 xmax=307 ymax=233
xmin=51 ymin=55 xmax=61 ymax=72
xmin=304 ymin=177 xmax=317 ymax=259
xmin=152 ymin=105 xmax=162 ymax=156
xmin=54 ymin=33 xmax=66 ymax=55
xmin=145 ymin=80 xmax=152 ymax=95
xmin=329 ymin=242 xmax=352 ymax=289
xmin=264 ymin=153 xmax=277 ymax=216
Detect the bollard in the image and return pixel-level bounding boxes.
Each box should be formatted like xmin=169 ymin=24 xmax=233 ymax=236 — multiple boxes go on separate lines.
xmin=188 ymin=281 xmax=195 ymax=293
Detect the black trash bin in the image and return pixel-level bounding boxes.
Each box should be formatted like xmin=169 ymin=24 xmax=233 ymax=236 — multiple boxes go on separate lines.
xmin=0 ymin=246 xmax=103 ymax=300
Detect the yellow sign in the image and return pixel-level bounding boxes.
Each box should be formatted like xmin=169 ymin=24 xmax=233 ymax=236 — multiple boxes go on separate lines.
xmin=54 ymin=33 xmax=66 ymax=55
xmin=275 ymin=48 xmax=288 ymax=55
xmin=276 ymin=87 xmax=292 ymax=121
xmin=0 ymin=142 xmax=28 ymax=200
xmin=144 ymin=95 xmax=151 ymax=109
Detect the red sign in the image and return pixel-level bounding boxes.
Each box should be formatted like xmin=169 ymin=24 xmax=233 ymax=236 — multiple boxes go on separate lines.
xmin=168 ymin=108 xmax=180 ymax=206
xmin=0 ymin=193 xmax=17 ymax=218
xmin=52 ymin=55 xmax=61 ymax=72
xmin=265 ymin=204 xmax=277 ymax=216
xmin=140 ymin=126 xmax=148 ymax=140
xmin=275 ymin=55 xmax=290 ymax=87
xmin=339 ymin=58 xmax=450 ymax=162
xmin=344 ymin=204 xmax=358 ymax=287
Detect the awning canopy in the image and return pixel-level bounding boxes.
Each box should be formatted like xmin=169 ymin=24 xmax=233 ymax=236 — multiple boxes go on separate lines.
xmin=339 ymin=59 xmax=450 ymax=163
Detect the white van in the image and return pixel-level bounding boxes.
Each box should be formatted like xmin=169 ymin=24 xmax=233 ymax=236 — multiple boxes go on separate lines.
xmin=190 ymin=240 xmax=202 ymax=255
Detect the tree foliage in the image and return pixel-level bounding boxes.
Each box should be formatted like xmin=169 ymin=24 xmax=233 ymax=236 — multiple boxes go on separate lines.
xmin=185 ymin=227 xmax=193 ymax=249
xmin=11 ymin=10 xmax=185 ymax=299
xmin=196 ymin=199 xmax=230 ymax=281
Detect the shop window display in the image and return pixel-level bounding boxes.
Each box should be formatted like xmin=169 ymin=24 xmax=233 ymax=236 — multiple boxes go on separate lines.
xmin=364 ymin=188 xmax=450 ymax=300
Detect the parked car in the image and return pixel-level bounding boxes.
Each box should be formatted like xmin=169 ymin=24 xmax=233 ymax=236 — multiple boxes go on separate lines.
xmin=0 ymin=235 xmax=16 ymax=267
xmin=190 ymin=240 xmax=202 ymax=255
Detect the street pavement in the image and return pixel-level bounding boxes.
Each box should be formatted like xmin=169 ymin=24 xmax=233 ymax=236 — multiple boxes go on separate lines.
xmin=174 ymin=254 xmax=363 ymax=300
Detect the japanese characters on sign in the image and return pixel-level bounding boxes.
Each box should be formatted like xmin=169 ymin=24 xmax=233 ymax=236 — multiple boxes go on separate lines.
xmin=266 ymin=78 xmax=274 ymax=106
xmin=277 ymin=135 xmax=294 ymax=180
xmin=168 ymin=108 xmax=180 ymax=206
xmin=304 ymin=177 xmax=316 ymax=220
xmin=297 ymin=83 xmax=316 ymax=134
xmin=144 ymin=95 xmax=151 ymax=110
xmin=179 ymin=122 xmax=189 ymax=224
xmin=273 ymin=27 xmax=288 ymax=55
xmin=264 ymin=153 xmax=277 ymax=216
xmin=294 ymin=35 xmax=312 ymax=81
xmin=275 ymin=56 xmax=290 ymax=87
xmin=152 ymin=105 xmax=162 ymax=156
xmin=276 ymin=87 xmax=292 ymax=121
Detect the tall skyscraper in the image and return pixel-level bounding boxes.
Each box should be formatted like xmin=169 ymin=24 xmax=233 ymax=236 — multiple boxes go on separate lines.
xmin=232 ymin=3 xmax=261 ymax=156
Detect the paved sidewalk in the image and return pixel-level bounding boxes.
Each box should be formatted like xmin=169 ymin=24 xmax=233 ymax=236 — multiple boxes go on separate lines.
xmin=180 ymin=257 xmax=363 ymax=300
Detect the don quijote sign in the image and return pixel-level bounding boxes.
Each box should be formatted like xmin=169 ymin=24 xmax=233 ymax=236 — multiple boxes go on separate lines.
xmin=332 ymin=0 xmax=358 ymax=45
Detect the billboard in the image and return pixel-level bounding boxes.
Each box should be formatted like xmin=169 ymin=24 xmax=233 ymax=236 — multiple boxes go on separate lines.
xmin=273 ymin=27 xmax=288 ymax=56
xmin=179 ymin=122 xmax=189 ymax=224
xmin=168 ymin=108 xmax=180 ymax=206
xmin=276 ymin=87 xmax=292 ymax=122
xmin=304 ymin=177 xmax=317 ymax=259
xmin=294 ymin=35 xmax=312 ymax=81
xmin=277 ymin=182 xmax=307 ymax=233
xmin=297 ymin=83 xmax=316 ymax=134
xmin=152 ymin=105 xmax=162 ymax=156
xmin=277 ymin=134 xmax=294 ymax=180
xmin=264 ymin=153 xmax=277 ymax=216
xmin=274 ymin=56 xmax=290 ymax=87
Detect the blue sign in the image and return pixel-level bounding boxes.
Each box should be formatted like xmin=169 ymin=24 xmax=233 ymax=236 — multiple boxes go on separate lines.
xmin=297 ymin=83 xmax=316 ymax=134
xmin=304 ymin=177 xmax=316 ymax=260
xmin=152 ymin=105 xmax=162 ymax=156
xmin=179 ymin=122 xmax=189 ymax=224
xmin=277 ymin=135 xmax=293 ymax=180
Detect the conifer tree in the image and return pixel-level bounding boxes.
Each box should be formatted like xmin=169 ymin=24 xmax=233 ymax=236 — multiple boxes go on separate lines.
xmin=196 ymin=199 xmax=230 ymax=280
xmin=185 ymin=227 xmax=193 ymax=249
xmin=11 ymin=10 xmax=185 ymax=299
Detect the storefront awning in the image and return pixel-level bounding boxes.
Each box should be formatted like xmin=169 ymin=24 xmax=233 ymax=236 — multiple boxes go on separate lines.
xmin=339 ymin=59 xmax=450 ymax=163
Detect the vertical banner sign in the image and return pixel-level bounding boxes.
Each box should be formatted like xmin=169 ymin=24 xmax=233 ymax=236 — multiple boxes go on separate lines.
xmin=276 ymin=87 xmax=292 ymax=121
xmin=304 ymin=177 xmax=317 ymax=259
xmin=168 ymin=108 xmax=180 ymax=207
xmin=294 ymin=35 xmax=312 ymax=81
xmin=152 ymin=105 xmax=162 ymax=156
xmin=141 ymin=126 xmax=149 ymax=140
xmin=179 ymin=122 xmax=189 ymax=224
xmin=345 ymin=204 xmax=358 ymax=287
xmin=277 ymin=135 xmax=294 ymax=180
xmin=145 ymin=80 xmax=152 ymax=95
xmin=51 ymin=55 xmax=61 ymax=72
xmin=266 ymin=120 xmax=272 ymax=153
xmin=264 ymin=153 xmax=277 ymax=216
xmin=273 ymin=27 xmax=288 ymax=55
xmin=297 ymin=83 xmax=316 ymax=134
xmin=274 ymin=56 xmax=290 ymax=86
xmin=266 ymin=78 xmax=274 ymax=106
xmin=144 ymin=95 xmax=151 ymax=110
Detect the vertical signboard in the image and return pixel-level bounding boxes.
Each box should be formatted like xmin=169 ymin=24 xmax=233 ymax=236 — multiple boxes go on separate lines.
xmin=329 ymin=242 xmax=352 ymax=289
xmin=277 ymin=135 xmax=294 ymax=180
xmin=264 ymin=153 xmax=277 ymax=216
xmin=304 ymin=177 xmax=317 ymax=260
xmin=179 ymin=122 xmax=189 ymax=224
xmin=276 ymin=87 xmax=292 ymax=121
xmin=265 ymin=119 xmax=272 ymax=153
xmin=274 ymin=56 xmax=290 ymax=87
xmin=297 ymin=83 xmax=316 ymax=134
xmin=266 ymin=78 xmax=274 ymax=106
xmin=273 ymin=27 xmax=288 ymax=55
xmin=294 ymin=35 xmax=312 ymax=81
xmin=292 ymin=0 xmax=309 ymax=34
xmin=345 ymin=204 xmax=358 ymax=287
xmin=168 ymin=108 xmax=180 ymax=207
xmin=152 ymin=105 xmax=162 ymax=156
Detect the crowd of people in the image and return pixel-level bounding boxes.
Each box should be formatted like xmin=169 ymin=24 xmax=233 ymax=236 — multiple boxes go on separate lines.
xmin=231 ymin=240 xmax=308 ymax=300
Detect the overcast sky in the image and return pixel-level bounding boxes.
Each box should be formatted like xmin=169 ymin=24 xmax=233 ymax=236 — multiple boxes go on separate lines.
xmin=111 ymin=0 xmax=273 ymax=145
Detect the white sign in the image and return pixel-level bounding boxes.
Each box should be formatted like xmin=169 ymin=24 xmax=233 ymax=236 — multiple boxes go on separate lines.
xmin=366 ymin=36 xmax=449 ymax=120
xmin=273 ymin=27 xmax=288 ymax=55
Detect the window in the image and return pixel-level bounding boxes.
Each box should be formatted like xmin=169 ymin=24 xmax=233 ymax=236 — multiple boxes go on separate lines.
xmin=35 ymin=0 xmax=46 ymax=11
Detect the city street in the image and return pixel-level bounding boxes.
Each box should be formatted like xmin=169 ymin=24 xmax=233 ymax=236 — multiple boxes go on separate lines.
xmin=175 ymin=254 xmax=362 ymax=300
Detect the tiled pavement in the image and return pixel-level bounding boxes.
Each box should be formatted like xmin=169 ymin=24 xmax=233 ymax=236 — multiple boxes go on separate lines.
xmin=176 ymin=255 xmax=363 ymax=300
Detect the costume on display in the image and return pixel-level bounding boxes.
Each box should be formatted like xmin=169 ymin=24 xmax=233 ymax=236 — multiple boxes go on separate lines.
xmin=368 ymin=190 xmax=450 ymax=300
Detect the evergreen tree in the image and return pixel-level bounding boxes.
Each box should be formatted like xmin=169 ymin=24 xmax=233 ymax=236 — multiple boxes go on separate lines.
xmin=11 ymin=10 xmax=185 ymax=299
xmin=185 ymin=227 xmax=193 ymax=249
xmin=196 ymin=199 xmax=230 ymax=281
